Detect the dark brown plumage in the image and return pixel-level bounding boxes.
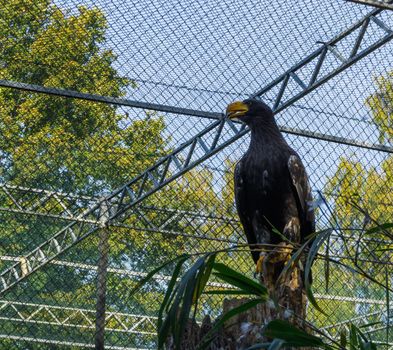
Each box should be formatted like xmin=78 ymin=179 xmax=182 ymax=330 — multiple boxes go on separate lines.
xmin=226 ymin=99 xmax=315 ymax=278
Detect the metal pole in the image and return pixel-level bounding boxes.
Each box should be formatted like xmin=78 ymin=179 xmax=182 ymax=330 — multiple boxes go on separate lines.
xmin=386 ymin=267 xmax=391 ymax=344
xmin=346 ymin=0 xmax=393 ymax=10
xmin=95 ymin=201 xmax=110 ymax=350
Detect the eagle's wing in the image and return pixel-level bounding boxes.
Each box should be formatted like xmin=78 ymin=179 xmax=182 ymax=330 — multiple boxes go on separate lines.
xmin=234 ymin=160 xmax=259 ymax=263
xmin=287 ymin=155 xmax=315 ymax=239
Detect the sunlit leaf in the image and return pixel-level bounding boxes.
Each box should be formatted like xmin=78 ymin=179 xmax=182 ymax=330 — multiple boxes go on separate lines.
xmin=213 ymin=262 xmax=268 ymax=297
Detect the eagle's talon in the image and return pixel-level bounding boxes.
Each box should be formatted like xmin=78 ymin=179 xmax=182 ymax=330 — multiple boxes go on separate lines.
xmin=267 ymin=242 xmax=294 ymax=264
xmin=255 ymin=253 xmax=265 ymax=275
xmin=288 ymin=268 xmax=300 ymax=290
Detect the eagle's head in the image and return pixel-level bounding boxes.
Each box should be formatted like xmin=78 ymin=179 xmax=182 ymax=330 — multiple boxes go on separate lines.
xmin=226 ymin=99 xmax=274 ymax=126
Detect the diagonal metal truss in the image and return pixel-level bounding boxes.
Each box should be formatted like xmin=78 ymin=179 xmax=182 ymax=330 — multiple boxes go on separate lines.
xmin=0 ymin=299 xmax=389 ymax=339
xmin=0 ymin=335 xmax=150 ymax=350
xmin=321 ymin=305 xmax=393 ymax=346
xmin=322 ymin=306 xmax=392 ymax=332
xmin=2 ymin=254 xmax=390 ymax=300
xmin=2 ymin=184 xmax=393 ymax=261
xmin=2 ymin=184 xmax=393 ymax=254
xmin=0 ymin=184 xmax=241 ymax=243
xmin=0 ymin=8 xmax=392 ymax=295
xmin=0 ymin=300 xmax=157 ymax=335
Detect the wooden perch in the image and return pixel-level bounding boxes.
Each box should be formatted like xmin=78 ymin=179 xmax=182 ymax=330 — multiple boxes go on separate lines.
xmin=166 ymin=263 xmax=310 ymax=349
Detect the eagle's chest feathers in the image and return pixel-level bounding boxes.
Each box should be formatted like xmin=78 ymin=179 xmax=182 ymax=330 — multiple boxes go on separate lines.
xmin=242 ymin=151 xmax=290 ymax=199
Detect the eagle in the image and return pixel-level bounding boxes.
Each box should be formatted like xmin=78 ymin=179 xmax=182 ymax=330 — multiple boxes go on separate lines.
xmin=226 ymin=99 xmax=315 ymax=286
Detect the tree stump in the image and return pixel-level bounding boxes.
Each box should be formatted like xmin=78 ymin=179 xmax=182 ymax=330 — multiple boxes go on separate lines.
xmin=166 ymin=262 xmax=309 ymax=349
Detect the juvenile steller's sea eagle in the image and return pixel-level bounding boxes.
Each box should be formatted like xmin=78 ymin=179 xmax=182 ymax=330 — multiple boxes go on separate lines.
xmin=226 ymin=99 xmax=315 ymax=284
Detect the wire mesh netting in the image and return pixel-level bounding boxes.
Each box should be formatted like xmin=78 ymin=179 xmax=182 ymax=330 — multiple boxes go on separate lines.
xmin=0 ymin=0 xmax=392 ymax=348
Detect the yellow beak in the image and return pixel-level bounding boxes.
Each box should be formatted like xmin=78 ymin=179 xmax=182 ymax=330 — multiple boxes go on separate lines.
xmin=226 ymin=101 xmax=249 ymax=119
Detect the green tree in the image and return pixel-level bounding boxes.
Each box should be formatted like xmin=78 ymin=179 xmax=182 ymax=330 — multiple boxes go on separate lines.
xmin=327 ymin=71 xmax=393 ymax=229
xmin=0 ymin=0 xmax=171 ymax=267
xmin=0 ymin=1 xmax=170 ymax=347
xmin=0 ymin=2 xmax=243 ymax=348
xmin=324 ymin=72 xmax=393 ymax=331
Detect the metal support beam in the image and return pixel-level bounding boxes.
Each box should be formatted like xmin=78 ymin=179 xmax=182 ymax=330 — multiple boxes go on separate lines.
xmin=0 ymin=300 xmax=389 ymax=344
xmin=2 ymin=185 xmax=393 ymax=247
xmin=95 ymin=201 xmax=110 ymax=350
xmin=1 ymin=247 xmax=389 ymax=290
xmin=0 ymin=85 xmax=391 ymax=154
xmin=346 ymin=0 xmax=393 ymax=10
xmin=0 ymin=79 xmax=221 ymax=120
xmin=0 ymin=334 xmax=150 ymax=350
xmin=2 ymin=185 xmax=392 ymax=265
xmin=0 ymin=300 xmax=157 ymax=335
xmin=1 ymin=8 xmax=392 ymax=295
xmin=321 ymin=306 xmax=392 ymax=331
xmin=0 ymin=294 xmax=389 ymax=346
xmin=0 ymin=184 xmax=241 ymax=243
xmin=0 ymin=255 xmax=233 ymax=288
xmin=1 ymin=185 xmax=393 ymax=251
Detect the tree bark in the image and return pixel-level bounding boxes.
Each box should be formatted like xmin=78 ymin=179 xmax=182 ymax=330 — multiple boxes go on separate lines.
xmin=166 ymin=261 xmax=309 ymax=349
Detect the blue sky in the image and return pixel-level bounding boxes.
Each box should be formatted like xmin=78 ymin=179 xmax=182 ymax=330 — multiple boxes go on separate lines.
xmin=52 ymin=0 xmax=393 ymax=193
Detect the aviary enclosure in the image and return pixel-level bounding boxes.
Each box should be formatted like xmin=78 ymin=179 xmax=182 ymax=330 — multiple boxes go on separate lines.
xmin=0 ymin=0 xmax=392 ymax=348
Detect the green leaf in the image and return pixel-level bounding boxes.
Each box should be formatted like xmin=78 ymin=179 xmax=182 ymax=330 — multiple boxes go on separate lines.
xmin=198 ymin=298 xmax=264 ymax=350
xmin=157 ymin=255 xmax=189 ymax=348
xmin=324 ymin=235 xmax=330 ymax=293
xmin=128 ymin=253 xmax=190 ymax=297
xmin=245 ymin=344 xmax=272 ymax=350
xmin=360 ymin=342 xmax=377 ymax=350
xmin=268 ymin=338 xmax=286 ymax=350
xmin=349 ymin=323 xmax=359 ymax=350
xmin=176 ymin=267 xmax=200 ymax=348
xmin=212 ymin=262 xmax=268 ymax=297
xmin=305 ymin=229 xmax=332 ymax=315
xmin=263 ymin=320 xmax=325 ymax=348
xmin=157 ymin=315 xmax=170 ymax=349
xmin=158 ymin=253 xmax=217 ymax=350
xmin=172 ymin=256 xmax=207 ymax=349
xmin=193 ymin=254 xmax=216 ymax=302
xmin=352 ymin=324 xmax=369 ymax=343
xmin=271 ymin=226 xmax=293 ymax=244
xmin=277 ymin=229 xmax=326 ymax=285
xmin=340 ymin=328 xmax=347 ymax=349
xmin=365 ymin=223 xmax=393 ymax=235
xmin=213 ymin=273 xmax=269 ymax=300
xmin=359 ymin=321 xmax=382 ymax=329
xmin=277 ymin=240 xmax=306 ymax=284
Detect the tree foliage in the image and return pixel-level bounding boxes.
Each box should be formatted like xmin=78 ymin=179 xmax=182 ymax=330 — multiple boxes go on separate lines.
xmin=327 ymin=72 xmax=393 ymax=229
xmin=366 ymin=72 xmax=393 ymax=144
xmin=0 ymin=1 xmax=168 ymax=192
xmin=0 ymin=2 xmax=243 ymax=347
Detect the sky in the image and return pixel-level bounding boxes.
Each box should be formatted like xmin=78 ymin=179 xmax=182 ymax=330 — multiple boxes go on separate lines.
xmin=51 ymin=0 xmax=393 ymax=193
